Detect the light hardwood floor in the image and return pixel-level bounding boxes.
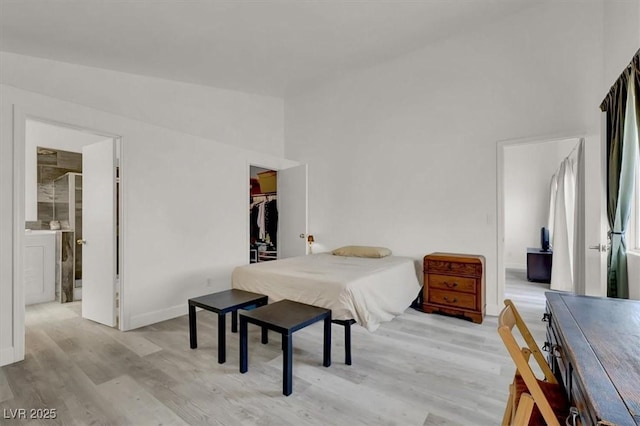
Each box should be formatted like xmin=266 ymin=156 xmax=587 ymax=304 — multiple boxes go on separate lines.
xmin=1 ymin=270 xmax=549 ymax=426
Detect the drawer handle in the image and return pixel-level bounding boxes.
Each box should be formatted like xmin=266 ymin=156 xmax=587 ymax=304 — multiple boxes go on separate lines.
xmin=444 ymin=281 xmax=458 ymax=288
xmin=542 ymin=341 xmax=551 ymax=352
xmin=542 ymin=313 xmax=551 ymax=322
xmin=443 ymin=296 xmax=457 ymax=303
xmin=565 ymin=407 xmax=579 ymax=426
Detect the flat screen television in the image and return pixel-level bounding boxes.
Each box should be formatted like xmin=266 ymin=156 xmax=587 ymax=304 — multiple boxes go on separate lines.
xmin=541 ymin=227 xmax=550 ymax=252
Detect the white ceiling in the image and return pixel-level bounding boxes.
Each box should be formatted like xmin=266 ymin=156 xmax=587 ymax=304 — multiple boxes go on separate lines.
xmin=0 ymin=0 xmax=537 ymax=97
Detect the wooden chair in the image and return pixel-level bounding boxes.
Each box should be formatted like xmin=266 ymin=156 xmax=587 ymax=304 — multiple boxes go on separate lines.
xmin=498 ymin=299 xmax=570 ymax=426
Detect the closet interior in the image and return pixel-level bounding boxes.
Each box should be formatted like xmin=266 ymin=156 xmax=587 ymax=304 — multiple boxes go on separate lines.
xmin=249 ymin=166 xmax=278 ymax=263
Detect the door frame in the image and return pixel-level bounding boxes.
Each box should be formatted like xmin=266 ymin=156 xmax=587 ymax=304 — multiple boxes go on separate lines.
xmin=12 ymin=107 xmax=125 ymax=362
xmin=496 ymin=132 xmax=588 ymax=309
xmin=247 ymin=161 xmax=287 ymax=264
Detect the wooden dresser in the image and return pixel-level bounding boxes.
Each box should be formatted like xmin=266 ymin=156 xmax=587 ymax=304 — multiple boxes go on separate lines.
xmin=422 ymin=253 xmax=485 ymax=324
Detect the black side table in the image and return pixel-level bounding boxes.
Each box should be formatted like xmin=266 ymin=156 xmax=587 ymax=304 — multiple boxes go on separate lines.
xmin=526 ymin=248 xmax=553 ymax=283
xmin=188 ymin=289 xmax=268 ymax=364
xmin=239 ymin=299 xmax=331 ymax=396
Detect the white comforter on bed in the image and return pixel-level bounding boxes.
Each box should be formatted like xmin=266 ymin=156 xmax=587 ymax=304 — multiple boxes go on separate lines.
xmin=231 ymin=253 xmax=421 ymax=332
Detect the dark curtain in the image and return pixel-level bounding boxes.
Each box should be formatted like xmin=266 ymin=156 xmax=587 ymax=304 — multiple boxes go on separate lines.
xmin=599 ymin=49 xmax=640 ymax=298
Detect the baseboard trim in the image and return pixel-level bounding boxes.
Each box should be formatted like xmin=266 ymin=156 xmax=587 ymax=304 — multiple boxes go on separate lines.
xmin=128 ymin=304 xmax=187 ymax=331
xmin=505 ymin=263 xmax=526 ymax=271
xmin=0 ymin=347 xmax=15 ymax=367
xmin=486 ymin=303 xmax=500 ymax=317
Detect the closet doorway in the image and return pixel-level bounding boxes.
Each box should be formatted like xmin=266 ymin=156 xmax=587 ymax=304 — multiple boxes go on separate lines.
xmin=247 ymin=163 xmax=309 ymax=263
xmin=249 ymin=166 xmax=279 ymax=263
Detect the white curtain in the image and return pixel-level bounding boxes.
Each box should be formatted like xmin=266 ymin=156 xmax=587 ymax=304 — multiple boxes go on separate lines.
xmin=550 ymin=156 xmax=576 ymax=291
xmin=572 ymin=139 xmax=586 ymax=295
xmin=547 ymin=173 xmax=558 ymax=246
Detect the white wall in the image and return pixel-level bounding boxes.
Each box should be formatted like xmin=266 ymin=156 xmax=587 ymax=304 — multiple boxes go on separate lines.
xmin=0 ymin=83 xmax=293 ymax=366
xmin=285 ymin=2 xmax=606 ymax=316
xmin=629 ymin=252 xmax=640 ymax=300
xmin=1 ymin=52 xmax=285 ymax=158
xmin=603 ymin=0 xmax=640 ymax=94
xmin=504 ymin=138 xmax=578 ymax=269
xmin=0 ymin=88 xmax=13 ymax=365
xmin=1 ymin=50 xmax=289 ymax=365
xmin=25 ymin=120 xmax=109 ymax=221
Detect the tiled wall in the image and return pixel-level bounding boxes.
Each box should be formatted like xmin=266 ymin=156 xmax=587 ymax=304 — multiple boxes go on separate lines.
xmin=32 ymin=148 xmax=82 ymax=227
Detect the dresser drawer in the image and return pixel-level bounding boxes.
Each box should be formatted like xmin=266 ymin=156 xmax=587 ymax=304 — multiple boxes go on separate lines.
xmin=546 ymin=322 xmax=566 ymax=383
xmin=428 ymin=274 xmax=476 ymax=294
xmin=429 ymin=289 xmax=476 ymax=310
xmin=570 ymin=370 xmax=597 ymax=426
xmin=425 ymin=260 xmax=481 ymax=277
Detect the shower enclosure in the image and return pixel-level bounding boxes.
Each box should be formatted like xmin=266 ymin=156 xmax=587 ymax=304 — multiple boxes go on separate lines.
xmin=53 ymin=172 xmax=82 ymax=302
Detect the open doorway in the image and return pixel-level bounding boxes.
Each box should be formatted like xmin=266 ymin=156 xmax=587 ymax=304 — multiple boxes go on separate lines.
xmin=23 ymin=119 xmax=121 ymax=328
xmin=249 ymin=166 xmax=278 ymax=263
xmin=501 ymin=138 xmax=579 ymax=299
xmin=246 ymin=162 xmax=309 ymax=263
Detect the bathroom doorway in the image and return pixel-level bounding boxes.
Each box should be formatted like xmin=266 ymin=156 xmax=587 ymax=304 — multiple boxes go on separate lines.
xmin=23 ymin=119 xmax=121 ymax=327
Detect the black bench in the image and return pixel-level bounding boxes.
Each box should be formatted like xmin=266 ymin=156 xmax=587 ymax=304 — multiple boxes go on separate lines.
xmin=239 ymin=299 xmax=331 ymax=396
xmin=188 ymin=289 xmax=268 ymax=364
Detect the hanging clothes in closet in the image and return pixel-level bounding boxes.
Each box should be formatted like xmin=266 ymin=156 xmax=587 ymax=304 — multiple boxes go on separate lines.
xmin=250 ymin=201 xmax=260 ymax=241
xmin=265 ymin=199 xmax=278 ymax=247
xmin=257 ymin=201 xmax=266 ymax=240
xmin=250 ymin=196 xmax=278 ymax=246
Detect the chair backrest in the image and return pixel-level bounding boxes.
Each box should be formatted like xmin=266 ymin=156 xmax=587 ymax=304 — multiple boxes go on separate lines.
xmin=512 ymin=392 xmax=535 ymax=426
xmin=498 ymin=300 xmax=561 ymax=426
xmin=503 ymin=299 xmax=556 ymax=384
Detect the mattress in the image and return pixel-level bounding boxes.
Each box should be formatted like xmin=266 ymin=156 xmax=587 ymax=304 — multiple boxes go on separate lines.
xmin=231 ymin=253 xmax=421 ymax=332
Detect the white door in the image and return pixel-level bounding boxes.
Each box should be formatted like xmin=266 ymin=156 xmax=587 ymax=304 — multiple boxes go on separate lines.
xmin=583 ymin=133 xmax=608 ymax=296
xmin=81 ymin=139 xmax=117 ymax=326
xmin=278 ymin=164 xmax=308 ymax=258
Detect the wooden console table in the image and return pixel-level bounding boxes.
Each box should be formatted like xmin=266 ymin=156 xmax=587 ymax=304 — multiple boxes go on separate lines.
xmin=544 ymin=292 xmax=639 ymax=425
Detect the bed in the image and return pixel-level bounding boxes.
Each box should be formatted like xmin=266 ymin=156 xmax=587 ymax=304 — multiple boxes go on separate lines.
xmin=231 ymin=252 xmax=421 ymax=332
